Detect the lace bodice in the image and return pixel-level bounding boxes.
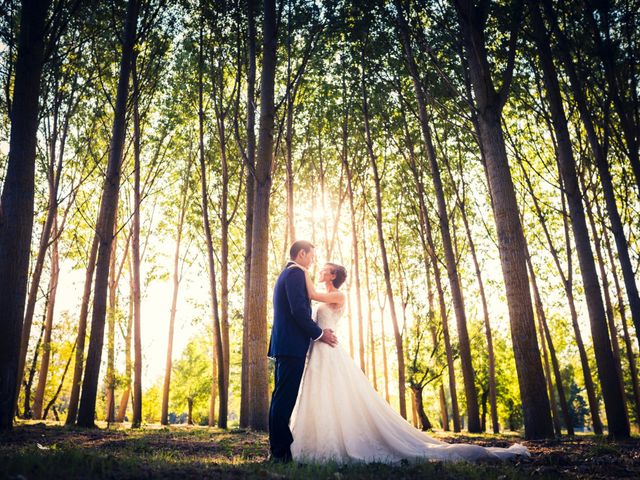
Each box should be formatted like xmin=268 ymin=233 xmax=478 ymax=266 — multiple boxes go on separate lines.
xmin=315 ymin=303 xmax=344 ymax=330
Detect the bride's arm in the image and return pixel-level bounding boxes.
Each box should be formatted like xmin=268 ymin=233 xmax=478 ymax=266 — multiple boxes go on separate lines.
xmin=301 ymin=268 xmax=345 ymax=306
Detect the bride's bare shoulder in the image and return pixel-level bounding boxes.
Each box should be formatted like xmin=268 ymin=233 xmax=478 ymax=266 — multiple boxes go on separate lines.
xmin=327 ymin=291 xmax=346 ymax=308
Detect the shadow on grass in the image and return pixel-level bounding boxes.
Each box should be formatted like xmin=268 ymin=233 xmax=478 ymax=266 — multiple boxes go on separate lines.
xmin=2 ymin=422 xmax=637 ymax=479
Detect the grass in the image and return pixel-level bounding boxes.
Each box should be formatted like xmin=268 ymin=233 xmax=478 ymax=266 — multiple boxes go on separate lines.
xmin=1 ymin=421 xmax=639 ymax=479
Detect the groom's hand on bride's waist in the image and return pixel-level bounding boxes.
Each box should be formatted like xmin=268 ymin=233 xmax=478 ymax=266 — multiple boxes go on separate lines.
xmin=318 ymin=328 xmax=338 ymax=347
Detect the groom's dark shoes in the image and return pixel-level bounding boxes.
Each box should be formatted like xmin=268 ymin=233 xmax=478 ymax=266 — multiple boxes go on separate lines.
xmin=268 ymin=450 xmax=292 ymax=464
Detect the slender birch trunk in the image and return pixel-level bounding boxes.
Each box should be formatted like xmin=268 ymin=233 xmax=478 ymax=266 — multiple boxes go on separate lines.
xmin=361 ymin=47 xmax=406 ymax=419
xmin=77 ymin=0 xmax=140 ymax=428
xmin=31 ymin=219 xmax=60 ymax=420
xmin=66 ymin=234 xmax=99 ymax=425
xmin=396 ymin=2 xmax=479 ymax=430
xmin=160 ymin=157 xmax=192 ymax=425
xmin=239 ymin=0 xmax=257 ymax=429
xmin=131 ymin=60 xmax=143 ymax=428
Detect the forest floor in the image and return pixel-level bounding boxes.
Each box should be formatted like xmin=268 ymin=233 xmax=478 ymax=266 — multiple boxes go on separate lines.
xmin=1 ymin=422 xmax=639 ymax=479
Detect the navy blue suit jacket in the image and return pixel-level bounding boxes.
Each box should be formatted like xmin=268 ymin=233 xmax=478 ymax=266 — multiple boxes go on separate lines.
xmin=268 ymin=262 xmax=323 ymax=358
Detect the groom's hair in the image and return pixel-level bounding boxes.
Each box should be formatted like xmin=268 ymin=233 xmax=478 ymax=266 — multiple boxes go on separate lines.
xmin=290 ymin=240 xmax=315 ymax=260
xmin=326 ymin=263 xmax=347 ymax=289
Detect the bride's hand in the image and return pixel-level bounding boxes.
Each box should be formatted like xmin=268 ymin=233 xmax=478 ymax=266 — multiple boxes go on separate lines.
xmin=291 ymin=264 xmax=313 ymax=281
xmin=319 ymin=328 xmax=338 ymax=347
xmin=288 ymin=263 xmax=308 ymax=273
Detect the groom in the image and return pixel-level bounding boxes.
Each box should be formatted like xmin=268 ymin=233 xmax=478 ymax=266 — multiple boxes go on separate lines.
xmin=268 ymin=240 xmax=338 ymax=463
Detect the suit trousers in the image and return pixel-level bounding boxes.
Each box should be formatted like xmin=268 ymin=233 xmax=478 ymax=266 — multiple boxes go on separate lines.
xmin=268 ymin=355 xmax=306 ymax=459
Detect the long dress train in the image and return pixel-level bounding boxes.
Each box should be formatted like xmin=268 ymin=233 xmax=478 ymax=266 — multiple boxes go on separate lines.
xmin=290 ymin=303 xmax=530 ymax=464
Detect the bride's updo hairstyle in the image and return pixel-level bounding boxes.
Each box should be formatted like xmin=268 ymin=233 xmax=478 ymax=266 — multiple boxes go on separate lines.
xmin=326 ymin=263 xmax=347 ymax=289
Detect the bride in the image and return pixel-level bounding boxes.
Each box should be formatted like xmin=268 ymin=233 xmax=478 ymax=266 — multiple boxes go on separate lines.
xmin=288 ymin=262 xmax=530 ymax=464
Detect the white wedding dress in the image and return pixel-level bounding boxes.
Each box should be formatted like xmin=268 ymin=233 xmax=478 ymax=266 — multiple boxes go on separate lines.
xmin=290 ymin=303 xmax=530 ymax=464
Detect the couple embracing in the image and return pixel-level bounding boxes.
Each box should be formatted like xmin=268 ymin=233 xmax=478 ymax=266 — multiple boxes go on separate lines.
xmin=268 ymin=240 xmax=529 ymax=464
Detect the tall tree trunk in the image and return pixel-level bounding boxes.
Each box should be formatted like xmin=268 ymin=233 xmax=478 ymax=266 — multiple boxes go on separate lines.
xmin=17 ymin=217 xmax=54 ymax=409
xmin=361 ymin=49 xmax=406 ymax=419
xmin=103 ymin=218 xmax=132 ymax=423
xmin=585 ymin=1 xmax=640 ymax=200
xmin=245 ymin=0 xmax=277 ymax=431
xmin=197 ymin=16 xmax=224 ymax=430
xmin=160 ymin=158 xmax=192 ymax=426
xmin=396 ymin=2 xmax=479 ymax=431
xmin=533 ymin=1 xmax=629 ymax=437
xmin=27 ymin=63 xmax=74 ymax=419
xmin=76 ymin=0 xmax=140 ymax=428
xmin=16 ymin=107 xmax=67 ymax=411
xmin=340 ymin=91 xmax=365 ymax=371
xmin=370 ymin=256 xmax=391 ymax=402
xmin=325 ymin=173 xmax=346 ymax=262
xmin=217 ymin=157 xmax=230 ymax=429
xmin=310 ymin=185 xmax=318 ymax=247
xmin=423 ymin=202 xmax=460 ymax=432
xmin=105 ymin=220 xmax=118 ymax=423
xmin=214 ymin=80 xmax=230 ymax=431
xmin=520 ymin=159 xmax=604 ymax=435
xmin=0 ymin=0 xmax=50 ymax=431
xmin=525 ymin=242 xmax=573 ymax=435
xmin=454 ymin=169 xmax=499 ymax=433
xmin=595 ymin=177 xmax=640 ymax=428
xmin=239 ymin=0 xmax=257 ymax=430
xmin=66 ymin=234 xmax=99 ymax=425
xmin=545 ymin=0 xmax=640 ymax=367
xmin=115 ymin=268 xmax=134 ymax=423
xmin=131 ymin=60 xmax=143 ymax=428
xmin=316 ymin=131 xmax=330 ymax=256
xmin=362 ymin=221 xmax=377 ymax=390
xmin=23 ymin=313 xmax=46 ymax=419
xmin=285 ymin=2 xmax=295 ymax=244
xmin=424 ymin=253 xmax=450 ymax=431
xmin=455 ymin=0 xmax=554 ymax=439
xmin=580 ymin=170 xmax=628 ymax=412
xmin=377 ymin=294 xmax=390 ymax=404
xmin=346 ymin=262 xmax=355 ymax=358
xmin=32 ymin=219 xmax=60 ymax=419
xmin=435 ymin=120 xmax=498 ymax=433
xmin=590 ymin=220 xmax=626 ymax=399
xmin=402 ymin=121 xmax=461 ymax=432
